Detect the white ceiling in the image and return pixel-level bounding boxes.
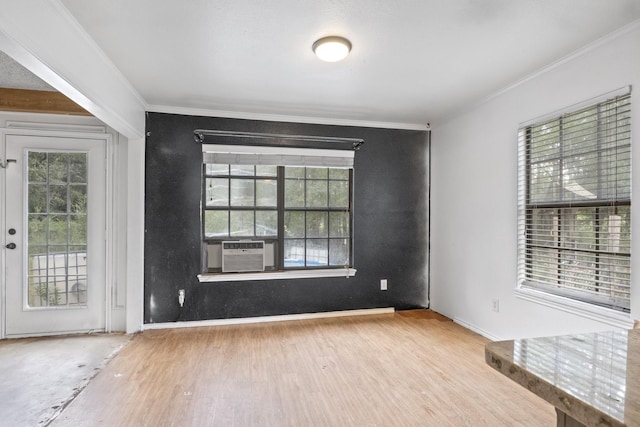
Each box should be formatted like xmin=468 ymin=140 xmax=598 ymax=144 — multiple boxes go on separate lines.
xmin=43 ymin=1 xmax=640 ymax=127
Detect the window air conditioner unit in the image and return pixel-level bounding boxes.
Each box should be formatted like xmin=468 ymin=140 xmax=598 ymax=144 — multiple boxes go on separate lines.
xmin=221 ymin=241 xmax=265 ymax=273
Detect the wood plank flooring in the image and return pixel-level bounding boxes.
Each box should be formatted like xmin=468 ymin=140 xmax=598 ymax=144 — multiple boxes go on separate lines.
xmin=51 ymin=310 xmax=554 ymax=426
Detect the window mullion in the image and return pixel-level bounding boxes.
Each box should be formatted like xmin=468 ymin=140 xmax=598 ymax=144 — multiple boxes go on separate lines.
xmin=277 ymin=166 xmax=285 ymax=270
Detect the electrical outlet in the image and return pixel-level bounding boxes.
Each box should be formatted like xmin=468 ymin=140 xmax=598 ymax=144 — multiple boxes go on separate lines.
xmin=178 ymin=289 xmax=185 ymax=307
xmin=492 ymin=299 xmax=499 ymax=312
xmin=380 ymin=279 xmax=388 ymax=291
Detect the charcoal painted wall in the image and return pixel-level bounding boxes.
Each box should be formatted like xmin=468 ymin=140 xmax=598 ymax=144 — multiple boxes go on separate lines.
xmin=144 ymin=112 xmax=429 ymax=323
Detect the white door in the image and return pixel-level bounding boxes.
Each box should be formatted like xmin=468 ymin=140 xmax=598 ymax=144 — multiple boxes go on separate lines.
xmin=4 ymin=134 xmax=106 ymax=336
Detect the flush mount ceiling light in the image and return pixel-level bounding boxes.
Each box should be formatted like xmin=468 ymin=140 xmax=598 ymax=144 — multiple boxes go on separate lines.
xmin=312 ymin=36 xmax=352 ymax=62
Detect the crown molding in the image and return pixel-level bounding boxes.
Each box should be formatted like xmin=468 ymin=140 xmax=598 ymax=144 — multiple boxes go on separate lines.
xmin=147 ymin=104 xmax=430 ymax=131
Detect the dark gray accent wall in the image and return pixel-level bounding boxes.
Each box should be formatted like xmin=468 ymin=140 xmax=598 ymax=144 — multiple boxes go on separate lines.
xmin=144 ymin=112 xmax=429 ymax=323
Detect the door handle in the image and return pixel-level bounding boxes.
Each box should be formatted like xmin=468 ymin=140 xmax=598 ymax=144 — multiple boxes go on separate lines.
xmin=5 ymin=243 xmax=16 ymax=249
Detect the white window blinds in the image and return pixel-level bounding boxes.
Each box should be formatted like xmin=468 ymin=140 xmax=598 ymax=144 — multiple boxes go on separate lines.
xmin=517 ymin=89 xmax=631 ymax=312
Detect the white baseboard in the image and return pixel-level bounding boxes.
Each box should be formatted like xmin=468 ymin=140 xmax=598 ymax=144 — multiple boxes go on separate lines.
xmin=453 ymin=317 xmax=502 ymax=342
xmin=142 ymin=307 xmax=395 ymax=331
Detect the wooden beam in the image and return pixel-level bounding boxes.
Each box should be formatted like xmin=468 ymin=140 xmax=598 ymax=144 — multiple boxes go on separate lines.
xmin=0 ymin=87 xmax=90 ymax=115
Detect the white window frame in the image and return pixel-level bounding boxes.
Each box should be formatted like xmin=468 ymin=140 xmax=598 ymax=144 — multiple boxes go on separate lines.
xmin=515 ymin=88 xmax=633 ymax=328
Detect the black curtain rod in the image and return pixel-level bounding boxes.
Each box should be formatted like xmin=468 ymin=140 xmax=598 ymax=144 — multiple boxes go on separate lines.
xmin=193 ymin=129 xmax=364 ymax=150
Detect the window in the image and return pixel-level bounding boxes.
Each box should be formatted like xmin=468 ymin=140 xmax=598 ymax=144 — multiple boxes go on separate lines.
xmin=517 ymin=91 xmax=631 ymax=312
xmin=201 ymin=144 xmax=354 ymax=273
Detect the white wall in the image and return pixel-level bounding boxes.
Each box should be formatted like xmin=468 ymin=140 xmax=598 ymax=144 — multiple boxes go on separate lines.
xmin=430 ymin=21 xmax=640 ymax=340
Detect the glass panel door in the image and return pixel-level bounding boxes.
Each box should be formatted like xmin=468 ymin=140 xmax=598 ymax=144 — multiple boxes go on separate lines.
xmin=4 ymin=134 xmax=106 ymax=337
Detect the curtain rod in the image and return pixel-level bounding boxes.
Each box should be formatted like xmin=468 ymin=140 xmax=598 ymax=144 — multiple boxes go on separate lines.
xmin=193 ymin=129 xmax=364 ymax=150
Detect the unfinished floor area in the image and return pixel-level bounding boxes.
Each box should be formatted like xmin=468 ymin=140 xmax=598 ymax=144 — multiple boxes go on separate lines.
xmin=0 ymin=333 xmax=131 ymax=426
xmin=48 ymin=310 xmax=553 ymax=426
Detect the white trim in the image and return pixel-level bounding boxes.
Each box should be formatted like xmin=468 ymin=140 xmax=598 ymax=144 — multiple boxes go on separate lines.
xmin=198 ymin=268 xmax=357 ymax=283
xmin=453 ymin=316 xmax=502 ymax=341
xmin=519 ymin=86 xmax=631 ymax=128
xmin=148 ymin=104 xmax=430 ymax=131
xmin=142 ymin=307 xmax=394 ymax=330
xmin=0 ymin=1 xmax=146 ymax=139
xmin=6 ymin=121 xmax=107 ymax=134
xmin=515 ymin=288 xmax=634 ymax=330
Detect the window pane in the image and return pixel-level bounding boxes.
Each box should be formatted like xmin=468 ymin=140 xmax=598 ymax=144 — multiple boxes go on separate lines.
xmin=48 ymin=153 xmax=69 ymax=184
xmin=230 ymin=211 xmax=254 ymax=236
xmin=204 ymin=211 xmax=228 ymax=237
xmin=329 ymin=168 xmax=349 ymax=180
xmin=306 ymin=239 xmax=328 ymax=266
xmin=284 ymin=211 xmax=304 ymax=238
xmin=49 ymin=185 xmax=67 ymax=213
xmin=563 ymin=153 xmax=598 ymax=202
xmin=530 ymin=160 xmax=560 ymax=203
xmin=528 ymin=209 xmax=557 ymax=247
xmin=329 ymin=181 xmax=349 ymax=208
xmin=306 ymin=168 xmax=327 ymax=179
xmin=329 ymin=212 xmax=350 ymax=237
xmin=530 ymin=119 xmax=560 ymax=162
xmin=69 ymin=153 xmax=87 ymax=183
xmin=230 ymin=165 xmax=254 ymax=176
xmin=256 ymin=165 xmax=277 ymax=176
xmin=285 ymin=180 xmax=304 ymax=207
xmin=306 ymin=181 xmax=328 ymax=208
xmin=206 ymin=178 xmax=229 ymax=207
xmin=28 ymin=215 xmax=47 ymax=245
xmin=49 ymin=214 xmax=68 ymax=245
xmin=70 ymin=185 xmax=87 ymax=214
xmin=230 ymin=179 xmax=255 ymax=206
xmin=285 ymin=167 xmax=305 ymax=178
xmin=69 ymin=215 xmax=87 ymax=245
xmin=329 ymin=239 xmax=349 ymax=265
xmin=306 ymin=212 xmax=328 ymax=238
xmin=28 ymin=152 xmax=47 ymax=182
xmin=284 ymin=239 xmax=305 ymax=267
xmin=599 ymin=207 xmax=631 ymax=253
xmin=206 ymin=164 xmax=229 ymax=175
xmin=256 ymin=211 xmax=277 ymax=236
xmin=29 ymin=184 xmax=47 ymax=213
xmin=256 ymin=179 xmax=277 ymax=207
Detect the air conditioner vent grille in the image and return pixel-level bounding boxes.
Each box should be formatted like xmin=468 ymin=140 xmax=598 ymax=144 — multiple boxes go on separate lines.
xmin=222 ymin=241 xmax=265 ymax=273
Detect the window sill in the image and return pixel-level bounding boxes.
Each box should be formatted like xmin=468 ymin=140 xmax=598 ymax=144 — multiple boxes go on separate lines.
xmin=198 ymin=268 xmax=357 ymax=283
xmin=514 ymin=287 xmax=634 ymax=329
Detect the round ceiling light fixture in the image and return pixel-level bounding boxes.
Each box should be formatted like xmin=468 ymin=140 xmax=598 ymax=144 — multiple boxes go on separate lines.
xmin=312 ymin=36 xmax=352 ymax=62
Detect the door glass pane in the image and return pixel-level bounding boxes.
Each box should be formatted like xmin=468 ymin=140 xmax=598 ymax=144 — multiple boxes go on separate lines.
xmin=26 ymin=151 xmax=89 ymax=308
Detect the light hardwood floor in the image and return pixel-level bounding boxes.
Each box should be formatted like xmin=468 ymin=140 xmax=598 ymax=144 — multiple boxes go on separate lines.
xmin=51 ymin=310 xmax=554 ymax=426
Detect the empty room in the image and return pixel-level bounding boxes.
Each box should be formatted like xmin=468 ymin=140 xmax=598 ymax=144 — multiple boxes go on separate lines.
xmin=0 ymin=1 xmax=639 ymax=426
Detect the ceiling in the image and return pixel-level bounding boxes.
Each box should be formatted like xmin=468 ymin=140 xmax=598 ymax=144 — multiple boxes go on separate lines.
xmin=10 ymin=1 xmax=640 ymax=127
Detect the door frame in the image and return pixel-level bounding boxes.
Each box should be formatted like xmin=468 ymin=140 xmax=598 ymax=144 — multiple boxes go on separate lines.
xmin=1 ymin=123 xmax=115 ymax=338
